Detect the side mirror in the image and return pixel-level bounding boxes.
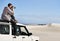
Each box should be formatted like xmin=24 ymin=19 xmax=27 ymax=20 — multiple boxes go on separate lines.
xmin=28 ymin=33 xmax=32 ymax=36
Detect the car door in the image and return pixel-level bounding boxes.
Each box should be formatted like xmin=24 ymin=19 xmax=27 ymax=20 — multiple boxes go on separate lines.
xmin=0 ymin=24 xmax=12 ymax=41
xmin=12 ymin=25 xmax=31 ymax=41
xmin=20 ymin=26 xmax=31 ymax=41
xmin=21 ymin=35 xmax=31 ymax=41
xmin=12 ymin=35 xmax=31 ymax=41
xmin=12 ymin=35 xmax=22 ymax=41
xmin=12 ymin=25 xmax=22 ymax=41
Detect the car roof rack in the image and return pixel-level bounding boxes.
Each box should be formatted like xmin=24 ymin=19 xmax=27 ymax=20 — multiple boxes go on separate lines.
xmin=0 ymin=19 xmax=10 ymax=23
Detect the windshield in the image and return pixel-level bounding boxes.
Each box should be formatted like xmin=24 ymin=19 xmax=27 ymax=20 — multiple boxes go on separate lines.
xmin=12 ymin=25 xmax=29 ymax=35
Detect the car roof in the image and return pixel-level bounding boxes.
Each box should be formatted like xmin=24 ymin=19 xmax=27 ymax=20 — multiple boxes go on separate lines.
xmin=0 ymin=19 xmax=11 ymax=25
xmin=0 ymin=22 xmax=11 ymax=25
xmin=0 ymin=19 xmax=25 ymax=26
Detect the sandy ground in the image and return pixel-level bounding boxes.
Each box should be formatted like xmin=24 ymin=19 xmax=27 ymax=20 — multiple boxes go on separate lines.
xmin=26 ymin=25 xmax=60 ymax=41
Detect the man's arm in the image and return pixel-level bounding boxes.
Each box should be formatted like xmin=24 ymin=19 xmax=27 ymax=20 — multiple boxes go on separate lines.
xmin=6 ymin=7 xmax=14 ymax=15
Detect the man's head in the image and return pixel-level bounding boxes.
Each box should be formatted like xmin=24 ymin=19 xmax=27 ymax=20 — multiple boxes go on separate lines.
xmin=8 ymin=3 xmax=13 ymax=9
xmin=8 ymin=3 xmax=16 ymax=9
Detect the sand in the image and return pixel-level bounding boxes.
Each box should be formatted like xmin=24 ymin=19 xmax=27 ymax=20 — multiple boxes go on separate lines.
xmin=26 ymin=24 xmax=60 ymax=41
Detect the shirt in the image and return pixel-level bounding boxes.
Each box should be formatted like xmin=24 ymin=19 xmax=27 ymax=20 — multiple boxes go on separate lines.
xmin=1 ymin=7 xmax=14 ymax=21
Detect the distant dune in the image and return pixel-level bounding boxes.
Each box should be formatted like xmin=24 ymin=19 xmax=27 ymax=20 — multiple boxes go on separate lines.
xmin=26 ymin=23 xmax=60 ymax=32
xmin=25 ymin=23 xmax=60 ymax=41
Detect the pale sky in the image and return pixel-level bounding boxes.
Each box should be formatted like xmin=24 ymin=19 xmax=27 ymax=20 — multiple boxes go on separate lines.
xmin=0 ymin=0 xmax=60 ymax=24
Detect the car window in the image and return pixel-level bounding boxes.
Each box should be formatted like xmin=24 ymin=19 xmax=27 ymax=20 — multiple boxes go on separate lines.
xmin=12 ymin=25 xmax=29 ymax=35
xmin=0 ymin=25 xmax=10 ymax=34
xmin=12 ymin=25 xmax=20 ymax=35
xmin=20 ymin=27 xmax=28 ymax=34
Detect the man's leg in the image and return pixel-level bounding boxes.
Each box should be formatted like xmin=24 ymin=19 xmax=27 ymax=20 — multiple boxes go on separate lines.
xmin=11 ymin=15 xmax=17 ymax=23
xmin=11 ymin=15 xmax=15 ymax=20
xmin=11 ymin=19 xmax=16 ymax=35
xmin=11 ymin=19 xmax=16 ymax=25
xmin=12 ymin=24 xmax=16 ymax=35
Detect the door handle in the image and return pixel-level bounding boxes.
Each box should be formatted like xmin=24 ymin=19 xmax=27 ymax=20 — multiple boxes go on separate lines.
xmin=22 ymin=37 xmax=25 ymax=38
xmin=13 ymin=36 xmax=16 ymax=38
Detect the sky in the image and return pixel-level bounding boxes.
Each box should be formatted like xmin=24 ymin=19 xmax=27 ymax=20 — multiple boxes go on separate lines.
xmin=0 ymin=0 xmax=60 ymax=24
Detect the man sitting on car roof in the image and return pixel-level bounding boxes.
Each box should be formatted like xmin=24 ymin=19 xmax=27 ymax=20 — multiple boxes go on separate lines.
xmin=1 ymin=3 xmax=17 ymax=24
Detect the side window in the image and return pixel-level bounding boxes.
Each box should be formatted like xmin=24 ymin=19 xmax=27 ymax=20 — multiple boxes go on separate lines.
xmin=20 ymin=26 xmax=29 ymax=35
xmin=20 ymin=27 xmax=28 ymax=34
xmin=12 ymin=25 xmax=29 ymax=35
xmin=12 ymin=25 xmax=21 ymax=35
xmin=0 ymin=24 xmax=10 ymax=34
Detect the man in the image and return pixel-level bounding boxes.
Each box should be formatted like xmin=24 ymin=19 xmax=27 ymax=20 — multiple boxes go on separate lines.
xmin=1 ymin=3 xmax=17 ymax=24
xmin=1 ymin=3 xmax=17 ymax=35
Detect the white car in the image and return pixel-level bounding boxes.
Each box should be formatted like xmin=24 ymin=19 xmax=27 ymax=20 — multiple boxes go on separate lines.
xmin=0 ymin=20 xmax=39 ymax=41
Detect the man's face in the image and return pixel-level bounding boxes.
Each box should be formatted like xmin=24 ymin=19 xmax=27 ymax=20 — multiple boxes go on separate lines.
xmin=9 ymin=5 xmax=13 ymax=9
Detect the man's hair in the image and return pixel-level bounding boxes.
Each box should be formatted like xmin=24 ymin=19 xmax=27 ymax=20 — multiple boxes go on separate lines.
xmin=8 ymin=3 xmax=12 ymax=7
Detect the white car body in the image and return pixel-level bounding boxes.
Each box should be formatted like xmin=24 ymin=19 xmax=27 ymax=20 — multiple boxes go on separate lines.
xmin=0 ymin=22 xmax=39 ymax=41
